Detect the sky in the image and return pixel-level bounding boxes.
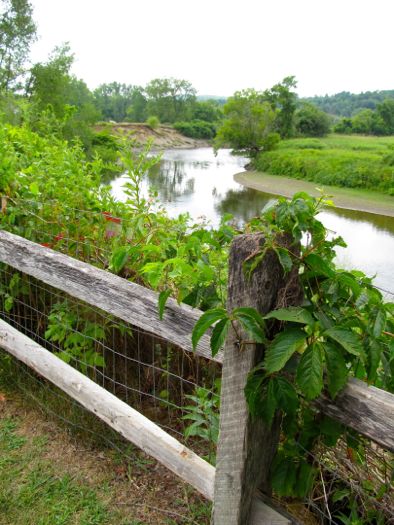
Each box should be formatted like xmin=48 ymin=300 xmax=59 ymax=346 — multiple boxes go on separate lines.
xmin=28 ymin=0 xmax=394 ymax=98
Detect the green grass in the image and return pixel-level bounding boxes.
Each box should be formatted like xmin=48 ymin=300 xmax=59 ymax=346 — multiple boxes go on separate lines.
xmin=0 ymin=417 xmax=112 ymax=525
xmin=253 ymin=134 xmax=394 ymax=195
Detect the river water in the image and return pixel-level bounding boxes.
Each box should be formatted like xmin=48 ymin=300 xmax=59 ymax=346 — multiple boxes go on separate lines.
xmin=111 ymin=148 xmax=394 ymax=293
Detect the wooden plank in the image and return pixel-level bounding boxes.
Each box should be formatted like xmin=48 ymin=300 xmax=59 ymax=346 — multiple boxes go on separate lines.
xmin=213 ymin=233 xmax=301 ymax=525
xmin=316 ymin=378 xmax=394 ymax=452
xmin=0 ymin=319 xmax=215 ymax=500
xmin=0 ymin=230 xmax=221 ymax=362
xmin=1 ymin=232 xmax=393 ymax=452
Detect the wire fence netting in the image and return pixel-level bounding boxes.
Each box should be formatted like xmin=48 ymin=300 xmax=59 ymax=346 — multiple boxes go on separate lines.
xmin=1 ymin=197 xmax=393 ymax=524
xmin=0 ymin=264 xmax=221 ymax=459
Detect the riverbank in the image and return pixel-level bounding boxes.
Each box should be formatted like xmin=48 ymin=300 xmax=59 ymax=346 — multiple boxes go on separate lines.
xmin=235 ymin=170 xmax=394 ymax=217
xmin=94 ymin=122 xmax=210 ymax=149
xmin=252 ymin=135 xmax=394 ymax=196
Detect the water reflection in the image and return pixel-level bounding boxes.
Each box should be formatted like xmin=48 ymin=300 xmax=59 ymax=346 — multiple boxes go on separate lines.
xmin=215 ymin=187 xmax=276 ymax=223
xmin=111 ymin=147 xmax=394 ymax=291
xmin=147 ymin=160 xmax=195 ymax=202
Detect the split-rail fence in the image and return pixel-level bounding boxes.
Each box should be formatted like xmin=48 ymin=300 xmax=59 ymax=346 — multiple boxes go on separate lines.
xmin=0 ymin=229 xmax=393 ymax=524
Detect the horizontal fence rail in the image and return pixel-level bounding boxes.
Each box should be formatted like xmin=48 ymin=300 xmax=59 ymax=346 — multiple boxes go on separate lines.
xmin=0 ymin=319 xmax=216 ymax=500
xmin=1 ymin=230 xmax=393 ymax=451
xmin=0 ymin=319 xmax=291 ymax=525
xmin=0 ymin=230 xmax=221 ymax=362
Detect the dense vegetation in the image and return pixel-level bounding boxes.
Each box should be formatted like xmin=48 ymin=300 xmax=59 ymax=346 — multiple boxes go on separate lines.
xmin=252 ymin=135 xmax=394 ymax=195
xmin=1 ymin=2 xmax=393 ymax=522
xmin=303 ymin=90 xmax=394 ymax=117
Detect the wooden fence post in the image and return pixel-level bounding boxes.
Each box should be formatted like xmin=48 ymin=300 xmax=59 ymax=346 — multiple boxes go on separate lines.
xmin=213 ymin=233 xmax=301 ymax=525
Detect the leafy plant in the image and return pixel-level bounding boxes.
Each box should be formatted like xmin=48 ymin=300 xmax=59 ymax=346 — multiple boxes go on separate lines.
xmin=182 ymin=379 xmax=221 ymax=464
xmin=190 ymin=192 xmax=393 ymax=502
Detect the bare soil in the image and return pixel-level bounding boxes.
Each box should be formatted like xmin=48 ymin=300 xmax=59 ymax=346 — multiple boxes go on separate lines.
xmin=95 ymin=123 xmax=210 ymax=150
xmin=0 ymin=387 xmax=210 ymax=524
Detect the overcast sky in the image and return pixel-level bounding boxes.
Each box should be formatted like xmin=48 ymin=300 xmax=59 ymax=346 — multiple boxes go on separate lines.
xmin=28 ymin=0 xmax=393 ymax=97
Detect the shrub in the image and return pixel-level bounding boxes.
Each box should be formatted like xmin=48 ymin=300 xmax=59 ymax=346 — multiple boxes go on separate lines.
xmin=174 ymin=120 xmax=216 ymax=139
xmin=146 ymin=115 xmax=160 ymax=130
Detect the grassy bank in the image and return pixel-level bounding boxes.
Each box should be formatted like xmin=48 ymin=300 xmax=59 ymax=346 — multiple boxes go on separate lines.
xmin=235 ymin=171 xmax=394 ymax=217
xmin=253 ymin=134 xmax=394 ymax=195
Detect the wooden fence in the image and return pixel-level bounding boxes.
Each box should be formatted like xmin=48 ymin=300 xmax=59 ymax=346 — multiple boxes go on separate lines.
xmin=0 ymin=229 xmax=393 ymax=524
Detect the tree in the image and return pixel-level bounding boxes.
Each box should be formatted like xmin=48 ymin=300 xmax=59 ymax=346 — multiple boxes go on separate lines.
xmin=351 ymin=109 xmax=375 ymax=134
xmin=0 ymin=0 xmax=36 ymax=91
xmin=93 ymin=82 xmax=147 ymax=122
xmin=28 ymin=44 xmax=99 ymax=148
xmin=376 ymin=99 xmax=394 ymax=135
xmin=263 ymin=76 xmax=298 ymax=138
xmin=215 ymin=89 xmax=280 ymax=157
xmin=295 ymin=103 xmax=331 ymax=137
xmin=145 ymin=78 xmax=196 ymax=123
xmin=192 ymin=100 xmax=223 ymax=123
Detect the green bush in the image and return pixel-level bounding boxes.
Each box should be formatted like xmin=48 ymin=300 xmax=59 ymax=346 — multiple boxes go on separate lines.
xmin=174 ymin=120 xmax=216 ymax=139
xmin=146 ymin=115 xmax=160 ymax=129
xmin=253 ymin=136 xmax=394 ymax=194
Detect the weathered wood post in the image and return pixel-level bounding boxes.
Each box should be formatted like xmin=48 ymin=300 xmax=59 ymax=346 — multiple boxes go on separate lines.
xmin=213 ymin=233 xmax=301 ymax=525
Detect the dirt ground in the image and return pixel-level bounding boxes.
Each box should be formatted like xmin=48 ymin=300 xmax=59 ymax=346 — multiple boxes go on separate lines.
xmin=94 ymin=123 xmax=210 ymax=150
xmin=0 ymin=386 xmax=211 ymax=525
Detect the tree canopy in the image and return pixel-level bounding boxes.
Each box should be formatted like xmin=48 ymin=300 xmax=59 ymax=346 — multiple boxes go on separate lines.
xmin=0 ymin=0 xmax=36 ymax=91
xmin=214 ymin=89 xmax=280 ymax=157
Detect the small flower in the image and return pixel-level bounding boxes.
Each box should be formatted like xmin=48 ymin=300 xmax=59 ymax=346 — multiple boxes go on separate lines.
xmin=105 ymin=230 xmax=117 ymax=239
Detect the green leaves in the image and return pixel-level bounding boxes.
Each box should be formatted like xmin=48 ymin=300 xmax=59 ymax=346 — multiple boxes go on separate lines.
xmin=232 ymin=307 xmax=266 ymax=343
xmin=191 ymin=306 xmax=267 ymax=357
xmin=158 ymin=290 xmax=171 ymax=320
xmin=264 ymin=328 xmax=306 ymax=373
xmin=191 ymin=308 xmax=228 ymax=353
xmin=264 ymin=306 xmax=314 ymax=326
xmin=296 ymin=344 xmax=324 ymax=399
xmin=324 ymin=343 xmax=348 ymax=398
xmin=109 ymin=246 xmax=129 ymax=273
xmin=210 ymin=318 xmax=231 ymax=357
xmin=325 ymin=327 xmax=365 ymax=360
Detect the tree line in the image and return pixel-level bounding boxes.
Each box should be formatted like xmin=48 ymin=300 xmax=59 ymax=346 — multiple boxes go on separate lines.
xmin=303 ymin=90 xmax=394 ymax=117
xmin=1 ymin=0 xmax=394 ymax=166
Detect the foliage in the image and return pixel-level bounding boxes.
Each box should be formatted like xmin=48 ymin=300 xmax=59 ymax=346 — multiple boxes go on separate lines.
xmin=192 ymin=99 xmax=223 ymax=123
xmin=0 ymin=0 xmax=36 ymax=91
xmin=190 ymin=192 xmax=393 ymax=505
xmin=333 ymin=98 xmax=394 ymax=136
xmin=93 ymin=82 xmax=147 ymax=122
xmin=253 ymin=134 xmax=394 ymax=195
xmin=145 ymin=77 xmax=196 ymax=123
xmin=215 ymin=89 xmax=280 ymax=157
xmin=302 ymin=90 xmax=394 ymax=118
xmin=263 ymin=76 xmax=298 ymax=138
xmin=174 ymin=119 xmax=216 ymax=139
xmin=295 ymin=102 xmax=331 ymax=137
xmin=146 ymin=115 xmax=160 ymax=129
xmin=182 ymin=379 xmax=221 ymax=464
xmin=27 ymin=43 xmax=100 ymax=150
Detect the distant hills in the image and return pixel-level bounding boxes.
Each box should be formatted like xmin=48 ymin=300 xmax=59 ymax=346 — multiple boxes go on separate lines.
xmin=302 ymin=90 xmax=394 ymax=117
xmin=198 ymin=90 xmax=394 ymax=118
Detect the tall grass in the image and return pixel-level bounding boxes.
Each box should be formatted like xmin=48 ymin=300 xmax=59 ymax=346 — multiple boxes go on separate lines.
xmin=253 ymin=134 xmax=394 ymax=195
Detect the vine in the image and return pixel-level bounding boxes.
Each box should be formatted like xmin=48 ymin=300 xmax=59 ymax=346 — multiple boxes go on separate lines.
xmin=192 ymin=192 xmax=394 ymax=514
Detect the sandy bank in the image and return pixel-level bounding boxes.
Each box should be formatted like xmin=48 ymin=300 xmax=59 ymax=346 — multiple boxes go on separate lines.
xmin=235 ymin=171 xmax=394 ymax=218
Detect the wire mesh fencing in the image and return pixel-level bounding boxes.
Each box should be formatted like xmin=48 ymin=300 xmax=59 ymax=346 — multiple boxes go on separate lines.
xmin=0 ymin=263 xmax=221 ymax=463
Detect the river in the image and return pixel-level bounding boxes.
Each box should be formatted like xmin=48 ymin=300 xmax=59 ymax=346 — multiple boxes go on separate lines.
xmin=111 ymin=148 xmax=394 ymax=294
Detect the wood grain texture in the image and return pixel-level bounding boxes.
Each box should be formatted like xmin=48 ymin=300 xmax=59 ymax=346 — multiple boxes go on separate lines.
xmin=1 ymin=232 xmax=393 ymax=454
xmin=0 ymin=230 xmax=221 ymax=362
xmin=213 ymin=234 xmax=299 ymax=525
xmin=316 ymin=378 xmax=394 ymax=452
xmin=0 ymin=319 xmax=215 ymax=500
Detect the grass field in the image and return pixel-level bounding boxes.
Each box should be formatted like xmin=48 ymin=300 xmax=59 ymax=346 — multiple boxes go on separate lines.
xmin=253 ymin=134 xmax=394 ymax=195
xmin=0 ymin=357 xmax=211 ymax=525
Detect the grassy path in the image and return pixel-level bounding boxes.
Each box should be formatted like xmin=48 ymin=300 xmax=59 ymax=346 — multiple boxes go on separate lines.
xmin=0 ymin=372 xmax=210 ymax=525
xmin=235 ymin=171 xmax=394 ymax=217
